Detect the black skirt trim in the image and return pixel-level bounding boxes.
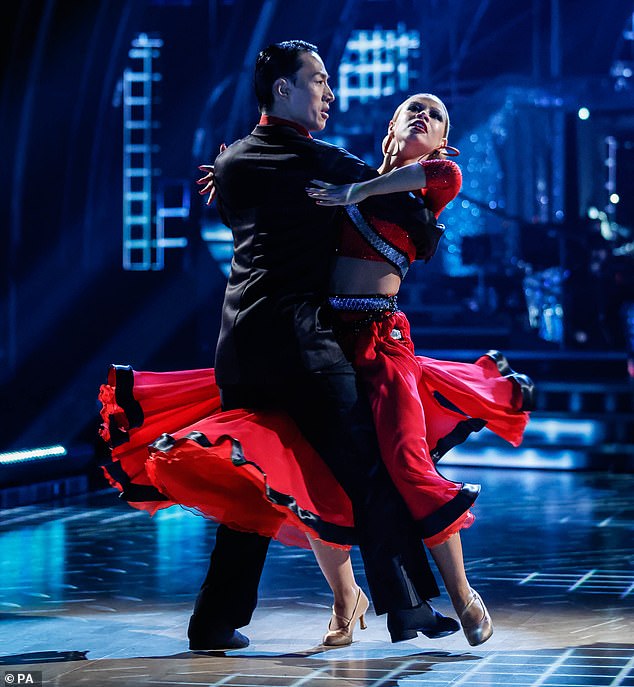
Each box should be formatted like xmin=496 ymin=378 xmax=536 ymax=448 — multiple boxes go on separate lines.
xmin=107 ymin=365 xmax=144 ymax=448
xmin=484 ymin=350 xmax=536 ymax=411
xmin=431 ymin=417 xmax=487 ymax=463
xmin=149 ymin=431 xmax=358 ymax=547
xmin=429 ymin=390 xmax=487 ymax=463
xmin=102 ymin=459 xmax=169 ymax=503
xmin=417 ymin=483 xmax=481 ymax=540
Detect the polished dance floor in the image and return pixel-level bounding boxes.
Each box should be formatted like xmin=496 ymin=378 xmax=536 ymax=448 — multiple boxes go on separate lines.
xmin=1 ymin=466 xmax=633 ymax=686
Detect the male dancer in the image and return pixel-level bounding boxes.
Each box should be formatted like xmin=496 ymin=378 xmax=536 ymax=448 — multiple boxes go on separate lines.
xmin=189 ymin=39 xmax=459 ymax=651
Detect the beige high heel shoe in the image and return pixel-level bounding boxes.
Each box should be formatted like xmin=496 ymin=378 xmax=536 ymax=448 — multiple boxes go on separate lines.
xmin=459 ymin=588 xmax=493 ymax=646
xmin=322 ymin=588 xmax=369 ymax=647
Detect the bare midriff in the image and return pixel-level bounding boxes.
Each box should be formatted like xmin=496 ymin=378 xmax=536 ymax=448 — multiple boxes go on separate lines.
xmin=329 ymin=256 xmax=402 ymax=295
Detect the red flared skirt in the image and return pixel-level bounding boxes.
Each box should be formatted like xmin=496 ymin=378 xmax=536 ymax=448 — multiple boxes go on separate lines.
xmin=99 ymin=366 xmax=354 ymax=550
xmin=98 ymin=346 xmax=530 ymax=549
xmin=336 ymin=311 xmax=530 ymax=547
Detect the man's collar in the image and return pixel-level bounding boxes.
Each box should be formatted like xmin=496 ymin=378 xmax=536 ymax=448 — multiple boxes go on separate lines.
xmin=258 ymin=114 xmax=312 ymax=139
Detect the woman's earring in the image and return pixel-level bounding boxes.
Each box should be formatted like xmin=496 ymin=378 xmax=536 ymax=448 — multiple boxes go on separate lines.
xmin=434 ymin=144 xmax=460 ymax=157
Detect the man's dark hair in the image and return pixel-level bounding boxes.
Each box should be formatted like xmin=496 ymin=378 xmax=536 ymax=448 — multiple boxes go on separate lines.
xmin=254 ymin=40 xmax=318 ymax=112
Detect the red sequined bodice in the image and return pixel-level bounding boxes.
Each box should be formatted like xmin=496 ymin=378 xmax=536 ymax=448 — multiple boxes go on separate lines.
xmin=337 ymin=158 xmax=461 ymax=265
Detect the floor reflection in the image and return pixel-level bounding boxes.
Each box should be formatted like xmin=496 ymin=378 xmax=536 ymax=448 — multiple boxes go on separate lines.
xmin=0 ymin=467 xmax=633 ymax=685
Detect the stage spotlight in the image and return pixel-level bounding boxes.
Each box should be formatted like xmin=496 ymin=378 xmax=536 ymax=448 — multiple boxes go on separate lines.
xmin=609 ymin=193 xmax=620 ymax=204
xmin=577 ymin=107 xmax=590 ymax=120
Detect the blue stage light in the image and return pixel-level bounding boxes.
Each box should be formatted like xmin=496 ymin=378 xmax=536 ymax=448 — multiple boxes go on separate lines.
xmin=578 ymin=107 xmax=590 ymax=120
xmin=525 ymin=418 xmax=603 ymax=445
xmin=442 ymin=446 xmax=587 ymax=470
xmin=0 ymin=445 xmax=67 ymax=465
xmin=201 ymin=222 xmax=233 ymax=276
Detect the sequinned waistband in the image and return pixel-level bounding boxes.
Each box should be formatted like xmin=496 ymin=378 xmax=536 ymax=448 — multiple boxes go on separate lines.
xmin=328 ymin=294 xmax=399 ymax=313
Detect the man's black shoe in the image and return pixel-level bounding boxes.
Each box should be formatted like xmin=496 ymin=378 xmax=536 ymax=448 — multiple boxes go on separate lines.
xmin=387 ymin=601 xmax=460 ymax=643
xmin=188 ymin=627 xmax=249 ymax=652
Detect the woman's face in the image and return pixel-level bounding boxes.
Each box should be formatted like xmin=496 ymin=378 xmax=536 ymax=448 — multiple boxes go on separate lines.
xmin=389 ymin=95 xmax=448 ymax=160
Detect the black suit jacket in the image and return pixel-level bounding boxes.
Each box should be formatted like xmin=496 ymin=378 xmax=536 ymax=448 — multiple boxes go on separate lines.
xmin=213 ymin=123 xmax=438 ymax=386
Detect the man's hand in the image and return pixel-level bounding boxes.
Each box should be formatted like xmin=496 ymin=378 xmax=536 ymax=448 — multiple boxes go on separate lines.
xmin=196 ymin=143 xmax=227 ymax=205
xmin=305 ymin=179 xmax=368 ymax=206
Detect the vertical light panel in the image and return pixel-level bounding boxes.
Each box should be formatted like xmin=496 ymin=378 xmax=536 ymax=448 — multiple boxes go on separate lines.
xmin=122 ymin=33 xmax=162 ymax=271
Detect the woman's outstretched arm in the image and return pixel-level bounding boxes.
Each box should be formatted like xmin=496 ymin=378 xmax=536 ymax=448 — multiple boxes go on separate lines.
xmin=306 ymin=158 xmax=461 ymax=208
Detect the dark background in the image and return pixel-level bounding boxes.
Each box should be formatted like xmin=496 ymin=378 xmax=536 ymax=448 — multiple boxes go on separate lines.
xmin=2 ymin=0 xmax=634 ymax=457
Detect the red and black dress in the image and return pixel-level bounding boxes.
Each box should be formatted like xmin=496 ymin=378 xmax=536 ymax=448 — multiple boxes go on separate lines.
xmin=98 ymin=158 xmax=533 ymax=550
xmin=99 ymin=366 xmax=355 ymax=550
xmin=329 ymin=158 xmax=532 ymax=546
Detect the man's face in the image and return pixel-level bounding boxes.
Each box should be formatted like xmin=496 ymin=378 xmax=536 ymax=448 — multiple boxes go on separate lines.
xmin=283 ymin=51 xmax=335 ymax=132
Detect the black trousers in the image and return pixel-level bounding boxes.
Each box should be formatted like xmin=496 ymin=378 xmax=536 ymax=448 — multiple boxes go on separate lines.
xmin=189 ymin=360 xmax=438 ymax=633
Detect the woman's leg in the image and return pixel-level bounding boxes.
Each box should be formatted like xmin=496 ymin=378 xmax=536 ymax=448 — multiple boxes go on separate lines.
xmin=428 ymin=533 xmax=471 ymax=611
xmin=308 ymin=536 xmax=361 ymax=623
xmin=429 ymin=533 xmax=493 ymax=645
xmin=307 ymin=536 xmax=369 ymax=644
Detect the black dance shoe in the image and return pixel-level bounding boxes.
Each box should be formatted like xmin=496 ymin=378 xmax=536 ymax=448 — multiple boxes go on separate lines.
xmin=485 ymin=350 xmax=536 ymax=411
xmin=387 ymin=601 xmax=460 ymax=643
xmin=188 ymin=617 xmax=250 ymax=651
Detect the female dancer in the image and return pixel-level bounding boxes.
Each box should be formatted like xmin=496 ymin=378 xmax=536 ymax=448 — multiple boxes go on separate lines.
xmin=303 ymin=93 xmax=532 ymax=647
xmin=99 ymin=93 xmax=531 ymax=648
